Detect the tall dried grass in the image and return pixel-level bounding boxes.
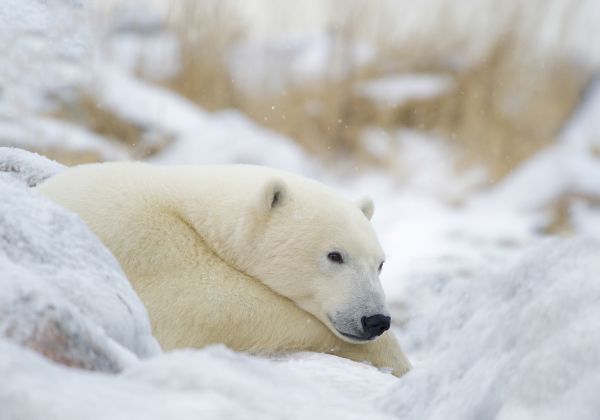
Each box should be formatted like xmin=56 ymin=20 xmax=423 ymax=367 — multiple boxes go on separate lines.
xmin=51 ymin=92 xmax=173 ymax=160
xmin=384 ymin=38 xmax=591 ymax=179
xmin=165 ymin=0 xmax=244 ymax=111
xmin=165 ymin=0 xmax=384 ymax=167
xmin=163 ymin=0 xmax=594 ymax=180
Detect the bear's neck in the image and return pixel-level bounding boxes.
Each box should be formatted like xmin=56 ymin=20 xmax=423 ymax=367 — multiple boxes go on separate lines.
xmin=158 ymin=167 xmax=265 ymax=271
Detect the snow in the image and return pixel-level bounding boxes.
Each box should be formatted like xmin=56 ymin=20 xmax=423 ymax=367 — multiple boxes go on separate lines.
xmin=479 ymin=76 xmax=600 ymax=211
xmin=0 ymin=147 xmax=64 ymax=187
xmin=0 ymin=148 xmax=159 ymax=370
xmin=357 ymin=74 xmax=456 ymax=108
xmin=101 ymin=6 xmax=180 ymax=81
xmin=229 ymin=33 xmax=375 ymax=94
xmin=0 ymin=342 xmax=398 ymax=420
xmin=0 ymin=116 xmax=130 ymax=162
xmin=383 ymin=238 xmax=600 ymax=420
xmin=92 ymin=66 xmax=319 ymax=175
xmin=0 ymin=0 xmax=127 ymax=164
xmin=0 ymin=0 xmax=92 ymax=114
xmin=236 ymin=0 xmax=600 ymax=69
xmin=360 ymin=129 xmax=486 ymax=201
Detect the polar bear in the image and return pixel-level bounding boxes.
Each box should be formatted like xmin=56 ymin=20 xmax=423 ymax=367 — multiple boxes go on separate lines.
xmin=37 ymin=162 xmax=411 ymax=376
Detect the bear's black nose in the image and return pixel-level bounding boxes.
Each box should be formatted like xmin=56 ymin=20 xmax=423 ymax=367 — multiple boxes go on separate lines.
xmin=361 ymin=314 xmax=391 ymax=338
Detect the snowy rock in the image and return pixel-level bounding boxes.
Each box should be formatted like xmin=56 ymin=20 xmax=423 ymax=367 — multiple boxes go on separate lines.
xmin=0 ymin=147 xmax=64 ymax=187
xmin=0 ymin=148 xmax=159 ymax=371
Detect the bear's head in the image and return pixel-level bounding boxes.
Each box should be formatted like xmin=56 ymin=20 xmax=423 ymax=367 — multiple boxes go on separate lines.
xmin=234 ymin=177 xmax=391 ymax=344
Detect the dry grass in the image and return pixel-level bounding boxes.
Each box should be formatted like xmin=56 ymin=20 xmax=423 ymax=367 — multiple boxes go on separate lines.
xmin=381 ymin=38 xmax=591 ymax=179
xmin=234 ymin=51 xmax=379 ymax=167
xmin=9 ymin=0 xmax=592 ymax=178
xmin=161 ymin=0 xmax=594 ymax=181
xmin=50 ymin=92 xmax=173 ymax=161
xmin=164 ymin=1 xmax=385 ymax=167
xmin=543 ymin=193 xmax=600 ymax=235
xmin=164 ymin=0 xmax=244 ymax=111
xmin=25 ymin=147 xmax=106 ymax=167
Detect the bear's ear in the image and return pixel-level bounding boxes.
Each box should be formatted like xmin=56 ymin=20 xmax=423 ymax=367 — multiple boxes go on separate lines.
xmin=356 ymin=196 xmax=374 ymax=220
xmin=258 ymin=178 xmax=287 ymax=216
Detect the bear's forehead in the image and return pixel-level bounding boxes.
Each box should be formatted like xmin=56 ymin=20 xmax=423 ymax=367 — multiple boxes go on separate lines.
xmin=311 ymin=211 xmax=383 ymax=256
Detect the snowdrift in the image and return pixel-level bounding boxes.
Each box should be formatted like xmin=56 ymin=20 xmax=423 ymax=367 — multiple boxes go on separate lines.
xmin=386 ymin=238 xmax=600 ymax=420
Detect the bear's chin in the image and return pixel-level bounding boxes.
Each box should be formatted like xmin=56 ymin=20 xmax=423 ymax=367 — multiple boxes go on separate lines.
xmin=338 ymin=331 xmax=377 ymax=343
xmin=327 ymin=322 xmax=378 ymax=344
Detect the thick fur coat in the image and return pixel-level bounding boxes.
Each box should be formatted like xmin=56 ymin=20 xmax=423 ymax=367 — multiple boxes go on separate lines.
xmin=37 ymin=163 xmax=411 ymax=376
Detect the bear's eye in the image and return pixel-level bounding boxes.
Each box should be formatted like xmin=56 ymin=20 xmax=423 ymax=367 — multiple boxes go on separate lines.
xmin=378 ymin=261 xmax=384 ymax=272
xmin=327 ymin=252 xmax=344 ymax=264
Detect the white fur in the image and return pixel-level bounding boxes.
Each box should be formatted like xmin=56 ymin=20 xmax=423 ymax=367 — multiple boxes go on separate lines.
xmin=37 ymin=163 xmax=411 ymax=375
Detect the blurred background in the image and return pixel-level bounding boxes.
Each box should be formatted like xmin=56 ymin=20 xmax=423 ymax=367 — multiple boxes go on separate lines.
xmin=2 ymin=0 xmax=600 ymax=280
xmin=3 ymin=3 xmax=600 ymax=415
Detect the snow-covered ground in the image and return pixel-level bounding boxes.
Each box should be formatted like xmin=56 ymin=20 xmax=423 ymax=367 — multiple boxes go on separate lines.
xmin=3 ymin=74 xmax=600 ymax=418
xmin=3 ymin=0 xmax=600 ymax=419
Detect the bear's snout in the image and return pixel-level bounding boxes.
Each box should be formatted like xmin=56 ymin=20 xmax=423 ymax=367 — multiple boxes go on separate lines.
xmin=361 ymin=314 xmax=391 ymax=338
